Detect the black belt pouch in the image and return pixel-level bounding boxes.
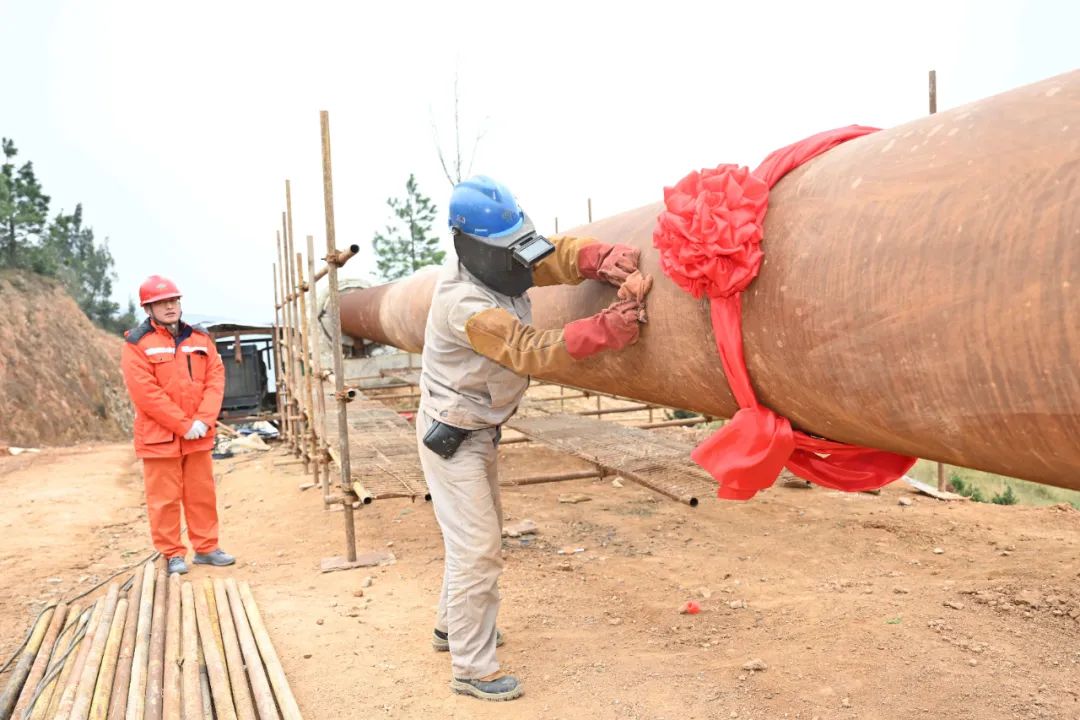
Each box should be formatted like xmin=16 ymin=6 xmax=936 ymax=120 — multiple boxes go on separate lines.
xmin=423 ymin=420 xmax=471 ymax=459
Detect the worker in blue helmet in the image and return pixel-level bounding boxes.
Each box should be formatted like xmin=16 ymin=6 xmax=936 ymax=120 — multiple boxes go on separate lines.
xmin=417 ymin=175 xmax=653 ymax=701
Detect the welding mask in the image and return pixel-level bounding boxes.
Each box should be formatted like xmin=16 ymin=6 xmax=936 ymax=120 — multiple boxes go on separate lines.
xmin=449 ymin=176 xmax=556 ymax=297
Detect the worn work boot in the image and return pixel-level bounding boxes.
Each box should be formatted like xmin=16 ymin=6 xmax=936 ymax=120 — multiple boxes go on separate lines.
xmin=450 ymin=673 xmax=523 ymax=701
xmin=193 ymin=549 xmax=236 ymax=567
xmin=432 ymin=628 xmax=504 ymax=652
xmin=167 ymin=556 xmax=189 ymax=575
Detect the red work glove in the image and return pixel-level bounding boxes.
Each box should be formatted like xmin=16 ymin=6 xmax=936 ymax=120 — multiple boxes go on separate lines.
xmin=578 ymin=243 xmax=640 ymax=286
xmin=564 ymin=299 xmax=642 ymax=359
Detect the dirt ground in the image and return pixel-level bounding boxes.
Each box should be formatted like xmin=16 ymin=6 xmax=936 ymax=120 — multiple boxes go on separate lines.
xmin=3 ymin=439 xmax=1079 ymax=720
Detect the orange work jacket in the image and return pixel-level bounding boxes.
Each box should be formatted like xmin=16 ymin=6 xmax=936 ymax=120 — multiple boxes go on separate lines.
xmin=121 ymin=318 xmax=225 ymax=458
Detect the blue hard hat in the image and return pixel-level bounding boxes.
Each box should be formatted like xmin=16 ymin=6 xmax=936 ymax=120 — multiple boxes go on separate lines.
xmin=448 ymin=175 xmax=525 ymax=239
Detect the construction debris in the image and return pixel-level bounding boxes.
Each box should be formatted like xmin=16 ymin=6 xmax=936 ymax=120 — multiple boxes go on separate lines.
xmin=679 ymin=601 xmax=701 ymax=615
xmin=558 ymin=493 xmax=592 ymax=504
xmin=225 ymin=435 xmax=271 ymax=454
xmin=502 ymin=519 xmax=538 ymax=538
xmin=904 ymin=476 xmax=967 ymax=501
xmin=4 ymin=447 xmax=42 ymax=456
xmin=320 ymin=552 xmax=395 ymax=574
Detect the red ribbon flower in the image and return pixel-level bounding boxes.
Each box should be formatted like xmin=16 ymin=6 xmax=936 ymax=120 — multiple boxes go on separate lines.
xmin=653 ymin=165 xmax=768 ymax=301
xmin=653 ymin=126 xmax=916 ymax=500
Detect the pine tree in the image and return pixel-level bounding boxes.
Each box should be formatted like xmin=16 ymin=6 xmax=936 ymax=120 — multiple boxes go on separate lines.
xmin=42 ymin=204 xmax=119 ymax=325
xmin=2 ymin=137 xmax=126 ymax=333
xmin=0 ymin=138 xmax=50 ymax=269
xmin=114 ymin=298 xmax=139 ymax=332
xmin=372 ymin=174 xmax=445 ymax=281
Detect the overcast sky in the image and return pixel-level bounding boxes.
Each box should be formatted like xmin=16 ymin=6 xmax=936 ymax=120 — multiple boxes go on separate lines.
xmin=1 ymin=0 xmax=1076 ymax=323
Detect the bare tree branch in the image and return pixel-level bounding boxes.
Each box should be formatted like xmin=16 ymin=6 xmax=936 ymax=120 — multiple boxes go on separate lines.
xmin=429 ymin=104 xmax=456 ymax=187
xmin=431 ymin=68 xmax=485 ymax=188
xmin=464 ymin=122 xmax=489 ymax=180
xmin=453 ymin=73 xmax=462 ymax=183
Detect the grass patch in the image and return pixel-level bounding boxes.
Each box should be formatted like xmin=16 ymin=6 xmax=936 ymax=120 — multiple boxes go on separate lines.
xmin=908 ymin=460 xmax=1080 ymax=509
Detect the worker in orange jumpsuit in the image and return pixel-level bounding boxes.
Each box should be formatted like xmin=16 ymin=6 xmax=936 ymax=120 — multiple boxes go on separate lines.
xmin=120 ymin=275 xmax=234 ymax=575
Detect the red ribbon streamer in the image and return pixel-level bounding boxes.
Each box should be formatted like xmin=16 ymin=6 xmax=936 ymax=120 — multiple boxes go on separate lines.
xmin=653 ymin=126 xmax=916 ymax=500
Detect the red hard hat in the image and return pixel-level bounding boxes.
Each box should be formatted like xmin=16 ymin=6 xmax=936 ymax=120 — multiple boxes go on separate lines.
xmin=139 ymin=275 xmax=182 ymax=305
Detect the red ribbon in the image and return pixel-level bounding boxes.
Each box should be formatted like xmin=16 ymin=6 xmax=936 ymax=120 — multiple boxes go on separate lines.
xmin=653 ymin=126 xmax=916 ymax=500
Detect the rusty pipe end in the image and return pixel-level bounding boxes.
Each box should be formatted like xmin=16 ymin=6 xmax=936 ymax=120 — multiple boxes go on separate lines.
xmin=334 ymin=245 xmax=360 ymax=267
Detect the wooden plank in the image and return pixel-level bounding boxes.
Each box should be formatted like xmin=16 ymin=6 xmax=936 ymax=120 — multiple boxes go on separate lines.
xmin=903 ymin=475 xmax=968 ymax=501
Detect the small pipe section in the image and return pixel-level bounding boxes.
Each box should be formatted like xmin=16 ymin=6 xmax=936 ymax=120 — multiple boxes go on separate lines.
xmin=237 ymin=582 xmax=302 ymax=720
xmin=161 ymin=575 xmax=181 ymax=720
xmin=212 ymin=580 xmax=257 ymax=720
xmin=0 ymin=606 xmax=55 ymax=720
xmin=223 ymin=580 xmax=277 ymax=720
xmin=52 ymin=602 xmax=103 ymax=720
xmin=180 ymin=583 xmax=202 ymax=720
xmin=124 ymin=560 xmax=156 ymax=719
xmin=87 ymin=597 xmax=126 ymax=720
xmin=68 ymin=583 xmax=120 ymax=720
xmin=142 ymin=570 xmax=167 ymax=720
xmin=11 ymin=601 xmax=67 ymax=720
xmin=193 ymin=580 xmax=237 ymax=720
xmin=36 ymin=604 xmax=85 ymax=720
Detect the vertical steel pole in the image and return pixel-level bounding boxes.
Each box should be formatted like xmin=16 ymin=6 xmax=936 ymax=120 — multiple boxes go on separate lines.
xmin=320 ymin=110 xmax=357 ymax=562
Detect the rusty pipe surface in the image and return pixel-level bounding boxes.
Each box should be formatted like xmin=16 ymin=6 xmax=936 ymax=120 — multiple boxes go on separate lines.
xmin=338 ymin=71 xmax=1080 ymax=491
xmin=340 ymin=272 xmax=435 ymax=352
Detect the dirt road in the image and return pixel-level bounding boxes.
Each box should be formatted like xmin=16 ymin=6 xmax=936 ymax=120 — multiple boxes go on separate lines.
xmin=2 ymin=442 xmax=1078 ymax=720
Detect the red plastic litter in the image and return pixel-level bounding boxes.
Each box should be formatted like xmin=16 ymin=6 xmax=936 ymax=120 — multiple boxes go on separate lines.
xmin=679 ymin=600 xmax=701 ymax=615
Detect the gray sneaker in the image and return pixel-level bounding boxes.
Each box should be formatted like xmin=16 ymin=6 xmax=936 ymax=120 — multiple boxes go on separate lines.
xmin=167 ymin=556 xmax=189 ymax=575
xmin=450 ymin=674 xmax=523 ymax=701
xmin=432 ymin=628 xmax=503 ymax=652
xmin=193 ymin=549 xmax=236 ymax=567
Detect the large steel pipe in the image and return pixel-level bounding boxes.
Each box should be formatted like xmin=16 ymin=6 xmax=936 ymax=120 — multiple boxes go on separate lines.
xmin=340 ymin=71 xmax=1080 ymax=490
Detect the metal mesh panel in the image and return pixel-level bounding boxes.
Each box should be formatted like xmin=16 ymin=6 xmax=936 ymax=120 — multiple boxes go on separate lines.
xmin=506 ymin=414 xmax=718 ymax=506
xmin=323 ymin=395 xmax=429 ymax=501
xmin=319 ymin=391 xmax=718 ymax=506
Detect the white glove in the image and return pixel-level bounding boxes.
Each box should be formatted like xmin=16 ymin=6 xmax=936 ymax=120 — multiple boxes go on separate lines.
xmin=184 ymin=420 xmax=209 ymax=440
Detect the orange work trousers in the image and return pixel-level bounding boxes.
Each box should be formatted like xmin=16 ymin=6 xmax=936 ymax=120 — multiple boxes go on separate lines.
xmin=142 ymin=450 xmax=219 ymax=558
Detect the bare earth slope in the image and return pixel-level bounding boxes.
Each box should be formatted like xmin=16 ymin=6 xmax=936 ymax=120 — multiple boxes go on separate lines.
xmin=0 ymin=270 xmax=132 ymax=447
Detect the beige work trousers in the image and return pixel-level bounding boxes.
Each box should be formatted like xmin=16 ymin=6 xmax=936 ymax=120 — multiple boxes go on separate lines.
xmin=416 ymin=410 xmax=504 ymax=680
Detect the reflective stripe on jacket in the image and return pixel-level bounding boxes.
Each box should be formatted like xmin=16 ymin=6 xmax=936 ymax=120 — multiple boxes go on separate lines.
xmin=121 ymin=318 xmax=225 ymax=458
